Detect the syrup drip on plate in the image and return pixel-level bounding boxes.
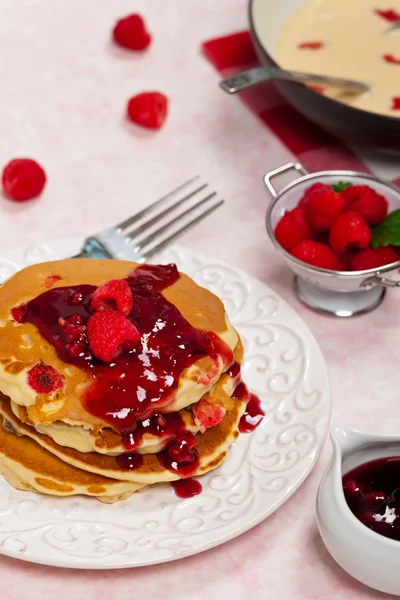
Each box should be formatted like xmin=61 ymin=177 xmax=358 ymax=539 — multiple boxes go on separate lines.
xmin=171 ymin=479 xmax=202 ymax=498
xmin=232 ymin=382 xmax=265 ymax=433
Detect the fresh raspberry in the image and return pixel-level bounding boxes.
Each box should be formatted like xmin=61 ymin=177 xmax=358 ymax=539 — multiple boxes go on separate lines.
xmin=329 ymin=212 xmax=371 ymax=255
xmin=91 ymin=279 xmax=133 ymax=316
xmin=274 ymin=206 xmax=315 ymax=252
xmin=10 ymin=304 xmax=27 ymax=323
xmin=342 ymin=185 xmax=388 ymax=226
xmin=167 ymin=431 xmax=197 ymax=463
xmin=193 ymin=399 xmax=226 ymax=433
xmin=27 ymin=363 xmax=64 ymax=395
xmin=127 ymin=92 xmax=168 ymax=129
xmin=87 ymin=311 xmax=140 ymax=362
xmin=44 ymin=275 xmax=62 ymax=288
xmin=112 ymin=14 xmax=151 ymax=50
xmin=291 ymin=241 xmax=342 ymax=270
xmin=2 ymin=158 xmax=46 ymax=201
xmin=299 ymin=182 xmax=329 ymax=206
xmin=304 ymin=188 xmax=344 ymax=231
xmin=350 ymin=247 xmax=399 ymax=271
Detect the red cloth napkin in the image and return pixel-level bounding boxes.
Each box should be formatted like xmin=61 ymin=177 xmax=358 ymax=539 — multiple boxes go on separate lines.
xmin=202 ymin=31 xmax=372 ymax=175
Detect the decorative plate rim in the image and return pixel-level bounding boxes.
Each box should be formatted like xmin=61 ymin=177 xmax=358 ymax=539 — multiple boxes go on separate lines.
xmin=0 ymin=239 xmax=331 ymax=569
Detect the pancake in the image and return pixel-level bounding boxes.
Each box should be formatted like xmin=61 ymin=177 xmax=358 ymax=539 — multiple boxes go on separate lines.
xmin=0 ymin=417 xmax=146 ymax=503
xmin=0 ymin=259 xmax=238 ymax=436
xmin=11 ymin=362 xmax=242 ymax=455
xmin=0 ymin=391 xmax=246 ymax=486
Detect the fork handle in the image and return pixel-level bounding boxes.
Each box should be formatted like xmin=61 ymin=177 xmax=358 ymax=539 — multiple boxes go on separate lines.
xmin=72 ymin=238 xmax=112 ymax=259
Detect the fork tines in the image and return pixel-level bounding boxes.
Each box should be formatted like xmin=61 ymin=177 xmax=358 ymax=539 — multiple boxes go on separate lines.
xmin=118 ymin=176 xmax=224 ymax=258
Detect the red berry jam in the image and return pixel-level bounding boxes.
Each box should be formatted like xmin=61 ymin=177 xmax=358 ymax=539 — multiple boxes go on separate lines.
xmin=122 ymin=411 xmax=186 ymax=451
xmin=343 ymin=457 xmax=400 ymax=541
xmin=231 ymin=382 xmax=264 ymax=433
xmin=170 ymin=478 xmax=202 ymax=498
xmin=239 ymin=394 xmax=265 ymax=433
xmin=20 ymin=264 xmax=233 ymax=436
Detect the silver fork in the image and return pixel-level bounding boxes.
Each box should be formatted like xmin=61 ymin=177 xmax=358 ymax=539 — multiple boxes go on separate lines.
xmin=74 ymin=177 xmax=224 ymax=261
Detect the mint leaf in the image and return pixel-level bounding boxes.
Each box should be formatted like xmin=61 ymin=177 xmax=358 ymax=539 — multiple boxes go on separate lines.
xmin=371 ymin=210 xmax=400 ymax=248
xmin=331 ymin=181 xmax=352 ymax=193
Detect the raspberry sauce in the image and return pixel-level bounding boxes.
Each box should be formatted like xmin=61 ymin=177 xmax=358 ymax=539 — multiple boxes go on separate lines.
xmin=20 ymin=264 xmax=233 ymax=434
xmin=239 ymin=394 xmax=265 ymax=433
xmin=343 ymin=457 xmax=400 ymax=541
xmin=227 ymin=361 xmax=240 ymax=379
xmin=158 ymin=431 xmax=199 ymax=477
xmin=231 ymin=383 xmax=264 ymax=433
xmin=122 ymin=412 xmax=186 ymax=451
xmin=170 ymin=479 xmax=202 ymax=498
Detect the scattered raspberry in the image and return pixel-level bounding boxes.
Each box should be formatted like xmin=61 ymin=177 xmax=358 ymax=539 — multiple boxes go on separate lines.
xmin=392 ymin=97 xmax=400 ymax=110
xmin=10 ymin=304 xmax=27 ymax=323
xmin=44 ymin=275 xmax=62 ymax=288
xmin=193 ymin=399 xmax=226 ymax=433
xmin=274 ymin=205 xmax=315 ymax=252
xmin=87 ymin=311 xmax=140 ymax=362
xmin=299 ymin=182 xmax=329 ymax=205
xmin=2 ymin=158 xmax=46 ymax=201
xmin=127 ymin=92 xmax=168 ymax=129
xmin=304 ymin=187 xmax=344 ymax=231
xmin=291 ymin=240 xmax=342 ymax=270
xmin=91 ymin=279 xmax=133 ymax=316
xmin=329 ymin=212 xmax=371 ymax=254
xmin=374 ymin=9 xmax=400 ymax=22
xmin=167 ymin=431 xmax=197 ymax=463
xmin=298 ymin=41 xmax=324 ymax=50
xmin=383 ymin=54 xmax=400 ymax=64
xmin=350 ymin=247 xmax=399 ymax=271
xmin=112 ymin=14 xmax=151 ymax=50
xmin=342 ymin=185 xmax=388 ymax=226
xmin=27 ymin=363 xmax=65 ymax=395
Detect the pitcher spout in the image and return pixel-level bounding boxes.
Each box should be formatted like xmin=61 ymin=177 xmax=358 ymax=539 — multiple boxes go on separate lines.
xmin=330 ymin=426 xmax=370 ymax=457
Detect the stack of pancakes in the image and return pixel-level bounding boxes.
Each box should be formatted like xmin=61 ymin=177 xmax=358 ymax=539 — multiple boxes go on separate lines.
xmin=0 ymin=259 xmax=249 ymax=503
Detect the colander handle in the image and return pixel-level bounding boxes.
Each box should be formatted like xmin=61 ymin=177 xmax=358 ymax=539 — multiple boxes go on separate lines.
xmin=362 ymin=273 xmax=400 ymax=288
xmin=264 ymin=162 xmax=309 ymax=198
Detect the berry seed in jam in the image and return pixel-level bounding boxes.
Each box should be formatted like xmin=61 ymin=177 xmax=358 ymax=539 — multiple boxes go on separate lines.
xmin=343 ymin=457 xmax=400 ymax=541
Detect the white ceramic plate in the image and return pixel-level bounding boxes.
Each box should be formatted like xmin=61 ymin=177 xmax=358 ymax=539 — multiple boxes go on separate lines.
xmin=0 ymin=239 xmax=331 ymax=569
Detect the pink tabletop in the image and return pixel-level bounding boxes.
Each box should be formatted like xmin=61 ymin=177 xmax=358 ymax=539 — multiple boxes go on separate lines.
xmin=0 ymin=1 xmax=398 ymax=598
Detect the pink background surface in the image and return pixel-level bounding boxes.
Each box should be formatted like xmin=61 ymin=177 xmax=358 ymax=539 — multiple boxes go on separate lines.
xmin=0 ymin=1 xmax=399 ymax=598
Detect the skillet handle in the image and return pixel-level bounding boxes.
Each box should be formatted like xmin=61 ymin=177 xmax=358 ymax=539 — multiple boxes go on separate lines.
xmin=264 ymin=162 xmax=309 ymax=198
